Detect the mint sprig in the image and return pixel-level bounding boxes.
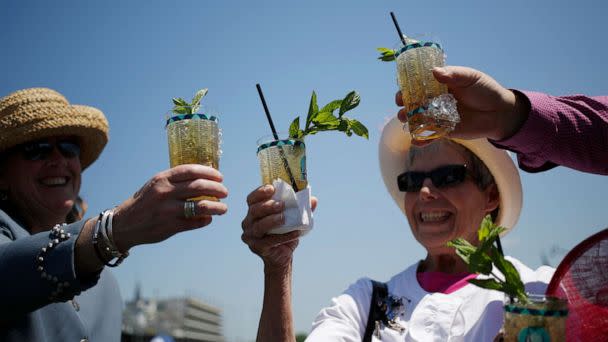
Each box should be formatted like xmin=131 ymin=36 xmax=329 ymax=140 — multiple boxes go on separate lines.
xmin=172 ymin=88 xmax=208 ymax=114
xmin=447 ymin=215 xmax=529 ymax=304
xmin=288 ymin=91 xmax=368 ymax=140
xmin=377 ymin=47 xmax=397 ymax=62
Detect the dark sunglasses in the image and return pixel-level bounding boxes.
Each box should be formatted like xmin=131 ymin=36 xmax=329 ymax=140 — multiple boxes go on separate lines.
xmin=19 ymin=140 xmax=81 ymax=161
xmin=397 ymin=165 xmax=468 ymax=192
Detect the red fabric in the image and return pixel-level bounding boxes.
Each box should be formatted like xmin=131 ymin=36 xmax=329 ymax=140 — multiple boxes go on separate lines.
xmin=546 ymin=228 xmax=608 ymax=341
xmin=416 ymin=271 xmax=477 ymax=294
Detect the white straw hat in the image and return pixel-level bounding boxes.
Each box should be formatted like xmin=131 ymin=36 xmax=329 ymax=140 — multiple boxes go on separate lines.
xmin=379 ymin=117 xmax=522 ymax=236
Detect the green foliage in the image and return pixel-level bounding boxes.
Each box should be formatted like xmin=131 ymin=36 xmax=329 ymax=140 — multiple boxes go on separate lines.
xmin=171 ymin=88 xmax=208 ymax=115
xmin=377 ymin=47 xmax=396 ymax=62
xmin=295 ymin=333 xmax=308 ymax=342
xmin=288 ymin=91 xmax=369 ymax=140
xmin=446 ymin=215 xmax=529 ymax=304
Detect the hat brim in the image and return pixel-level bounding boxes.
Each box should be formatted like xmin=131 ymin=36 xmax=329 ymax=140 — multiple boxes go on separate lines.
xmin=0 ymin=102 xmax=108 ymax=170
xmin=378 ymin=117 xmax=522 ymax=236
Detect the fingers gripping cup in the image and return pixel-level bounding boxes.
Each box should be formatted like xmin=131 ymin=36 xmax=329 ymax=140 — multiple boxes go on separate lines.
xmin=396 ymin=37 xmax=459 ymax=141
xmin=166 ymin=108 xmax=221 ymax=201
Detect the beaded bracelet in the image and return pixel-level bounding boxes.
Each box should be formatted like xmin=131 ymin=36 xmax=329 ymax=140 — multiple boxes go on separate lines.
xmin=92 ymin=209 xmax=129 ymax=267
xmin=36 ymin=223 xmax=72 ymax=301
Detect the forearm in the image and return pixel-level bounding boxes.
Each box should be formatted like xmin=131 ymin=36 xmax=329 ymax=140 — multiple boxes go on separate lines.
xmin=493 ymin=91 xmax=608 ymax=174
xmin=257 ymin=262 xmax=295 ymax=342
xmin=74 ymin=218 xmax=105 ymax=276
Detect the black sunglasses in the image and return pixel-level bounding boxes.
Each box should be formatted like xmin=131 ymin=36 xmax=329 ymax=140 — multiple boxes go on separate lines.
xmin=19 ymin=140 xmax=81 ymax=161
xmin=397 ymin=165 xmax=468 ymax=192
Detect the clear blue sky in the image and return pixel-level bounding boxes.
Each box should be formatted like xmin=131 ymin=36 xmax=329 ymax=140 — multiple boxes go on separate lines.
xmin=2 ymin=1 xmax=607 ymax=341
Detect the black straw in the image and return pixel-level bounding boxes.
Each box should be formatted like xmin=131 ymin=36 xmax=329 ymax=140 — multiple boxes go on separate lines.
xmin=256 ymin=84 xmax=299 ymax=192
xmin=256 ymin=84 xmax=279 ymax=140
xmin=390 ymin=12 xmax=406 ymax=45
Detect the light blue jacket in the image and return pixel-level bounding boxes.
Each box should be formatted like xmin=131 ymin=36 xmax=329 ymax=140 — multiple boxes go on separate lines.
xmin=0 ymin=209 xmax=122 ymax=341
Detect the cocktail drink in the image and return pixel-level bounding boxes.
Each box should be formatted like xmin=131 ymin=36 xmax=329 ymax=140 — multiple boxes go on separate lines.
xmin=166 ymin=109 xmax=221 ymax=201
xmin=257 ymin=135 xmax=307 ymax=191
xmin=503 ymin=294 xmax=568 ymax=341
xmin=396 ymin=37 xmax=459 ymax=141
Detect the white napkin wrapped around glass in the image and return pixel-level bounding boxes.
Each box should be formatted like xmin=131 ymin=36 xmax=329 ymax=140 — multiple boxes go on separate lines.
xmin=268 ymin=179 xmax=314 ymax=235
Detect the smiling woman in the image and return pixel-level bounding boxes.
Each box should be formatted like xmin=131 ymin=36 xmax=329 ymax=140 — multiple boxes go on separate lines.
xmin=0 ymin=88 xmax=229 ymax=341
xmin=241 ymin=117 xmax=555 ymax=341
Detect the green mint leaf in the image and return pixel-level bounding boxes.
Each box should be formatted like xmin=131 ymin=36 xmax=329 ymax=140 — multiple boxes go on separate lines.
xmin=491 ymin=252 xmax=526 ymax=300
xmin=468 ymin=278 xmax=505 ymax=292
xmin=172 ymin=106 xmax=191 ymax=114
xmin=448 ymin=217 xmax=528 ymax=303
xmin=469 ymin=250 xmax=493 ymax=275
xmin=305 ymin=91 xmax=319 ymax=130
xmin=190 ymin=88 xmax=208 ymax=112
xmin=320 ymin=100 xmax=342 ymax=114
xmin=312 ymin=111 xmax=339 ymax=125
xmin=339 ymin=91 xmax=360 ymax=117
xmin=376 ymin=47 xmax=396 ymax=62
xmin=289 ymin=117 xmax=301 ymax=139
xmin=172 ymin=97 xmax=188 ymax=107
xmin=349 ymin=119 xmax=369 ymax=139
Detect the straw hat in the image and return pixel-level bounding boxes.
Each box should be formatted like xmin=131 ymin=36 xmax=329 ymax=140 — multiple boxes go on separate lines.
xmin=0 ymin=88 xmax=109 ymax=170
xmin=379 ymin=117 xmax=522 ymax=236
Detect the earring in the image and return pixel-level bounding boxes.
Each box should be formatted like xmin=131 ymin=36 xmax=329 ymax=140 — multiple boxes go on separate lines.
xmin=0 ymin=191 xmax=7 ymax=201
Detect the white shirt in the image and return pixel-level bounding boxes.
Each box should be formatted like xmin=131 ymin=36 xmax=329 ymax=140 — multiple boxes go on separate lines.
xmin=306 ymin=257 xmax=554 ymax=342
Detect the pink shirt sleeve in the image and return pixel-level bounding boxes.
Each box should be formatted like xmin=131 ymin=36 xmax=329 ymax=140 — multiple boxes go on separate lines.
xmin=491 ymin=90 xmax=608 ymax=175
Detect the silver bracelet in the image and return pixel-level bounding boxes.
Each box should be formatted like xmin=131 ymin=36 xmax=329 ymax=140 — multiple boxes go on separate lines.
xmin=92 ymin=209 xmax=128 ymax=267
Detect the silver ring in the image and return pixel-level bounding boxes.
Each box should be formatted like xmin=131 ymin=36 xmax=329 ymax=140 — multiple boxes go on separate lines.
xmin=184 ymin=200 xmax=197 ymax=219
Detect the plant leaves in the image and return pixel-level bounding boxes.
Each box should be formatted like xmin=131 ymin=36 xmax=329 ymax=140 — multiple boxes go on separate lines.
xmin=468 ymin=278 xmax=504 ymax=292
xmin=172 ymin=97 xmax=189 ymax=106
xmin=376 ymin=47 xmax=396 ymax=62
xmin=305 ymin=91 xmax=319 ymax=130
xmin=320 ymin=100 xmax=342 ymax=114
xmin=190 ymin=88 xmax=208 ymax=112
xmin=191 ymin=88 xmax=208 ymax=106
xmin=172 ymin=106 xmax=191 ymax=114
xmin=349 ymin=119 xmax=369 ymax=139
xmin=289 ymin=117 xmax=302 ymax=139
xmin=339 ymin=91 xmax=360 ymax=117
xmin=469 ymin=250 xmax=493 ymax=275
xmin=312 ymin=111 xmax=339 ymax=125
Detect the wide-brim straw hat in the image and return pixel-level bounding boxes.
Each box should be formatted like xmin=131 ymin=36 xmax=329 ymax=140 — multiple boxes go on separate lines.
xmin=0 ymin=87 xmax=109 ymax=170
xmin=379 ymin=117 xmax=522 ymax=236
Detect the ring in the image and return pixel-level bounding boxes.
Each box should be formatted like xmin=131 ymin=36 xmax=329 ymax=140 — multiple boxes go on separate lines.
xmin=184 ymin=200 xmax=197 ymax=219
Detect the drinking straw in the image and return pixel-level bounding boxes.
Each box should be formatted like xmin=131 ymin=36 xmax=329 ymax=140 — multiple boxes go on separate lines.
xmin=390 ymin=12 xmax=407 ymax=45
xmin=256 ymin=84 xmax=300 ymax=192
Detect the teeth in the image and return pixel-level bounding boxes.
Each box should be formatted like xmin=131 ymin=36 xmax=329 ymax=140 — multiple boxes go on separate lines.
xmin=42 ymin=177 xmax=67 ymax=186
xmin=421 ymin=211 xmax=449 ymax=222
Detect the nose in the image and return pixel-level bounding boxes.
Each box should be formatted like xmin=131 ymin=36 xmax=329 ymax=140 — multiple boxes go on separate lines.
xmin=418 ymin=178 xmax=439 ymax=201
xmin=45 ymin=145 xmax=68 ymax=166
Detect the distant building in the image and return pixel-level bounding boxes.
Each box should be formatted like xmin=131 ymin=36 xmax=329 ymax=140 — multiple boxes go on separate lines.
xmin=122 ymin=284 xmax=224 ymax=342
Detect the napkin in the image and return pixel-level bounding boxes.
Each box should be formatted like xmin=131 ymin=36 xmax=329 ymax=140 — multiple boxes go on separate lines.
xmin=268 ymin=179 xmax=314 ymax=235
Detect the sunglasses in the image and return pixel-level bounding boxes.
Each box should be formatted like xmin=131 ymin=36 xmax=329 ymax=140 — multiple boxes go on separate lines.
xmin=19 ymin=140 xmax=81 ymax=161
xmin=397 ymin=165 xmax=468 ymax=192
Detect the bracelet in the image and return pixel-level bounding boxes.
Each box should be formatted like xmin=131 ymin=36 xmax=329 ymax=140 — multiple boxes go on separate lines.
xmin=92 ymin=209 xmax=129 ymax=267
xmin=36 ymin=223 xmax=72 ymax=301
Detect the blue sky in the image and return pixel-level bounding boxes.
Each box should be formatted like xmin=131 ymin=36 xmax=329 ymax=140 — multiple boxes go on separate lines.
xmin=2 ymin=1 xmax=607 ymax=341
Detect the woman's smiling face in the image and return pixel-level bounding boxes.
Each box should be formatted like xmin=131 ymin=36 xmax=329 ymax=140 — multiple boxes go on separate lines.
xmin=403 ymin=140 xmax=499 ymax=257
